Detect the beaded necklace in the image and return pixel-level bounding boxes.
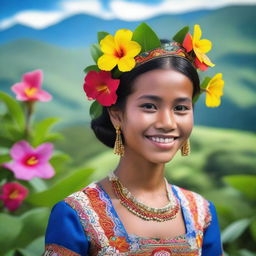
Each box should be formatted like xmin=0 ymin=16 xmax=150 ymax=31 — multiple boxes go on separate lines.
xmin=108 ymin=172 xmax=180 ymax=222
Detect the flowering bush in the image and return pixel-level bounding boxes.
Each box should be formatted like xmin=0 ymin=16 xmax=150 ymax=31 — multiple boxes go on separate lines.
xmin=0 ymin=70 xmax=94 ymax=256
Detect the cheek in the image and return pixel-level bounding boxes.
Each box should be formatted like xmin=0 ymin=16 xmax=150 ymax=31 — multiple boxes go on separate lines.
xmin=177 ymin=113 xmax=194 ymax=134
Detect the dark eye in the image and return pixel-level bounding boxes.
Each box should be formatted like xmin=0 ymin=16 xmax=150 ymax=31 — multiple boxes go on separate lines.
xmin=140 ymin=103 xmax=157 ymax=111
xmin=174 ymin=105 xmax=189 ymax=111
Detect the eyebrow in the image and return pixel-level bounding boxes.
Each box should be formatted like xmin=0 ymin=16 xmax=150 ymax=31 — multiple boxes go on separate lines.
xmin=137 ymin=95 xmax=192 ymax=103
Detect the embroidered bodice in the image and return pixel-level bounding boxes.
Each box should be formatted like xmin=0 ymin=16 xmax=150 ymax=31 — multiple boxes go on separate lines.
xmin=43 ymin=183 xmax=223 ymax=256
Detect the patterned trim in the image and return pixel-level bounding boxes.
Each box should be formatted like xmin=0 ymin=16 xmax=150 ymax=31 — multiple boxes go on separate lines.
xmin=64 ymin=183 xmax=213 ymax=256
xmin=43 ymin=244 xmax=80 ymax=256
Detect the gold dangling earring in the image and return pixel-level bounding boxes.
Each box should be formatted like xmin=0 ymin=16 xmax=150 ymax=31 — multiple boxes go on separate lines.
xmin=181 ymin=139 xmax=190 ymax=156
xmin=113 ymin=125 xmax=124 ymax=156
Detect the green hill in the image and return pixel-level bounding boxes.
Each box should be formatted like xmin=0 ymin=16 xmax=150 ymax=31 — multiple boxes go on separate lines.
xmin=0 ymin=5 xmax=256 ymax=131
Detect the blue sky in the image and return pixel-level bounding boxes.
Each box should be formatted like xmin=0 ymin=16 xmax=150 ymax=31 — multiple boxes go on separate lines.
xmin=1 ymin=0 xmax=255 ymax=30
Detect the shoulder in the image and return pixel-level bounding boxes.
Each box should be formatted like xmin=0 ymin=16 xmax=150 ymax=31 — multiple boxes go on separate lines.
xmin=63 ymin=182 xmax=99 ymax=209
xmin=172 ymin=185 xmax=212 ymax=231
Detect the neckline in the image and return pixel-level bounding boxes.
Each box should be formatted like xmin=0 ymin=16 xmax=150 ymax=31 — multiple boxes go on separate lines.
xmin=95 ymin=182 xmax=189 ymax=241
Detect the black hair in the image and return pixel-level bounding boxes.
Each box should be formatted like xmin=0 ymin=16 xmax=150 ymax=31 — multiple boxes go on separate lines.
xmin=91 ymin=55 xmax=200 ymax=148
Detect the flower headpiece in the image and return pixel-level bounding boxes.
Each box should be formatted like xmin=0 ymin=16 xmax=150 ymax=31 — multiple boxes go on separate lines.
xmin=83 ymin=23 xmax=224 ymax=118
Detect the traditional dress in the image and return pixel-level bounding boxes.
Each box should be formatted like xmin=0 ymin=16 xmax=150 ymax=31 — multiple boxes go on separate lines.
xmin=43 ymin=182 xmax=223 ymax=256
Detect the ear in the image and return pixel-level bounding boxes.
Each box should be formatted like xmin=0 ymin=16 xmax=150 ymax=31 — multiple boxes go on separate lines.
xmin=107 ymin=107 xmax=123 ymax=128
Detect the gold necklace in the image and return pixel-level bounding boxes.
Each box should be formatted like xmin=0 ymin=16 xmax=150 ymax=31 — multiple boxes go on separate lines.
xmin=108 ymin=172 xmax=180 ymax=222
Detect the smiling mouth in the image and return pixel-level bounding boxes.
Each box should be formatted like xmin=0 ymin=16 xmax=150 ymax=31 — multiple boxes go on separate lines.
xmin=145 ymin=136 xmax=178 ymax=144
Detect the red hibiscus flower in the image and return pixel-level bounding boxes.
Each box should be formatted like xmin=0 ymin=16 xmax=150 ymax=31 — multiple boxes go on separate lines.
xmin=0 ymin=182 xmax=29 ymax=211
xmin=83 ymin=71 xmax=120 ymax=106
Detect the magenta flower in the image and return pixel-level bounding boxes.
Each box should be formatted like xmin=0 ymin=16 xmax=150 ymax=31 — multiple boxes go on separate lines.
xmin=11 ymin=69 xmax=52 ymax=102
xmin=3 ymin=140 xmax=55 ymax=180
xmin=0 ymin=182 xmax=28 ymax=211
xmin=83 ymin=70 xmax=120 ymax=106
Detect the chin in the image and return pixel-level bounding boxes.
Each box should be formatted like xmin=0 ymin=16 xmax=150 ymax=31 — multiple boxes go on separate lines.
xmin=147 ymin=153 xmax=177 ymax=164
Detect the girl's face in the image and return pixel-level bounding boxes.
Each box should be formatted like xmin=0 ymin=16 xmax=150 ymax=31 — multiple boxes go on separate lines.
xmin=115 ymin=69 xmax=194 ymax=164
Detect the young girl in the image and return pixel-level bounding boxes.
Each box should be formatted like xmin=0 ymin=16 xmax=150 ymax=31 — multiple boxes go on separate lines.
xmin=43 ymin=23 xmax=224 ymax=255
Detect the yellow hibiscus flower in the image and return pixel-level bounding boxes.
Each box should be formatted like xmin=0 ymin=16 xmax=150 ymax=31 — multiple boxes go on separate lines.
xmin=205 ymin=73 xmax=224 ymax=107
xmin=97 ymin=29 xmax=141 ymax=72
xmin=193 ymin=24 xmax=215 ymax=68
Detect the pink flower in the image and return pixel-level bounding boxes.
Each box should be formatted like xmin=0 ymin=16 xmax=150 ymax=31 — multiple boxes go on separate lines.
xmin=0 ymin=182 xmax=28 ymax=211
xmin=11 ymin=69 xmax=52 ymax=102
xmin=3 ymin=140 xmax=55 ymax=180
xmin=83 ymin=70 xmax=120 ymax=106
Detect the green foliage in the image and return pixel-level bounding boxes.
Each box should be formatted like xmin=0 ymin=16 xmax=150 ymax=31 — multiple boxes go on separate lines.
xmin=172 ymin=26 xmax=189 ymax=44
xmin=83 ymin=64 xmax=100 ymax=73
xmin=32 ymin=117 xmax=62 ymax=146
xmin=222 ymin=218 xmax=252 ymax=243
xmin=89 ymin=100 xmax=102 ymax=119
xmin=0 ymin=214 xmax=23 ymax=255
xmin=0 ymin=92 xmax=25 ymax=132
xmin=27 ymin=167 xmax=94 ymax=207
xmin=97 ymin=31 xmax=109 ymax=43
xmin=132 ymin=22 xmax=161 ymax=52
xmin=223 ymin=175 xmax=256 ymax=200
xmin=90 ymin=43 xmax=102 ymax=63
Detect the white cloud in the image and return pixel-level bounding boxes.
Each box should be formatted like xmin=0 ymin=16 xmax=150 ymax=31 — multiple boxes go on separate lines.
xmin=0 ymin=0 xmax=256 ymax=30
xmin=110 ymin=0 xmax=256 ymax=20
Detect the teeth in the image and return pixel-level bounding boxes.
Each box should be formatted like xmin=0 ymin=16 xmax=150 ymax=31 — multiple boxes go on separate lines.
xmin=149 ymin=137 xmax=175 ymax=143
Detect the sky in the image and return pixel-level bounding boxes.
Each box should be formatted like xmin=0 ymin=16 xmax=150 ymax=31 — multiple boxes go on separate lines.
xmin=1 ymin=0 xmax=256 ymax=30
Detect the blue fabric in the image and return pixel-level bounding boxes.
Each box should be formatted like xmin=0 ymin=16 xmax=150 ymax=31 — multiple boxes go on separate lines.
xmin=45 ymin=201 xmax=89 ymax=255
xmin=45 ymin=198 xmax=223 ymax=255
xmin=202 ymin=201 xmax=223 ymax=256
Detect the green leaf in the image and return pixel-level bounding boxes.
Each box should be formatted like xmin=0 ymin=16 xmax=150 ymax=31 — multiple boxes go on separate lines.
xmin=0 ymin=92 xmax=25 ymax=131
xmin=173 ymin=26 xmax=190 ymax=44
xmin=32 ymin=117 xmax=60 ymax=146
xmin=0 ymin=213 xmax=23 ymax=254
xmin=0 ymin=154 xmax=11 ymax=164
xmin=222 ymin=218 xmax=251 ymax=243
xmin=0 ymin=136 xmax=14 ymax=148
xmin=192 ymin=92 xmax=202 ymax=104
xmin=16 ymin=236 xmax=45 ymax=256
xmin=97 ymin=31 xmax=109 ymax=43
xmin=49 ymin=153 xmax=71 ymax=173
xmin=223 ymin=175 xmax=256 ymax=200
xmin=250 ymin=218 xmax=256 ymax=241
xmin=28 ymin=178 xmax=48 ymax=193
xmin=90 ymin=43 xmax=102 ymax=63
xmin=15 ymin=208 xmax=49 ymax=249
xmin=237 ymin=249 xmax=256 ymax=256
xmin=89 ymin=100 xmax=103 ymax=119
xmin=132 ymin=22 xmax=161 ymax=52
xmin=200 ymin=76 xmax=211 ymax=89
xmin=83 ymin=65 xmax=100 ymax=73
xmin=112 ymin=68 xmax=122 ymax=79
xmin=27 ymin=168 xmax=94 ymax=207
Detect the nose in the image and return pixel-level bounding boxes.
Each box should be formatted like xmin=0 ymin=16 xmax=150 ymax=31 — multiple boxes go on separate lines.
xmin=155 ymin=109 xmax=177 ymax=131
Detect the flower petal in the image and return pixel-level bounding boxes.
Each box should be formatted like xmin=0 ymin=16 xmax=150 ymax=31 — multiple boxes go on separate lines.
xmin=115 ymin=29 xmax=133 ymax=45
xmin=98 ymin=54 xmax=118 ymax=71
xmin=197 ymin=39 xmax=212 ymax=53
xmin=34 ymin=90 xmax=52 ymax=102
xmin=22 ymin=69 xmax=43 ymax=89
xmin=34 ymin=143 xmax=53 ymax=162
xmin=97 ymin=91 xmax=117 ymax=106
xmin=183 ymin=33 xmax=193 ymax=52
xmin=201 ymin=54 xmax=215 ymax=67
xmin=100 ymin=34 xmax=116 ymax=55
xmin=9 ymin=141 xmax=33 ymax=160
xmin=33 ymin=163 xmax=55 ymax=179
xmin=5 ymin=162 xmax=35 ymax=180
xmin=123 ymin=41 xmax=141 ymax=57
xmin=194 ymin=57 xmax=209 ymax=71
xmin=118 ymin=56 xmax=136 ymax=72
xmin=206 ymin=93 xmax=221 ymax=107
xmin=193 ymin=24 xmax=202 ymax=43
